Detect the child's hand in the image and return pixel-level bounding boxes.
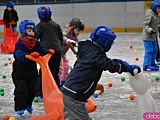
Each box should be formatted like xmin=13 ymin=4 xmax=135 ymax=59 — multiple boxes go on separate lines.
xmin=48 ymin=49 xmax=55 ymax=54
xmin=30 ymin=52 xmax=40 ymax=58
xmin=66 ymin=39 xmax=77 ymax=46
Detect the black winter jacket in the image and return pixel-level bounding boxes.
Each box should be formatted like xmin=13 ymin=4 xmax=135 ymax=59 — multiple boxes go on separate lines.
xmin=36 ymin=19 xmax=63 ymax=52
xmin=62 ymin=40 xmax=126 ymax=102
xmin=3 ymin=9 xmax=18 ymax=26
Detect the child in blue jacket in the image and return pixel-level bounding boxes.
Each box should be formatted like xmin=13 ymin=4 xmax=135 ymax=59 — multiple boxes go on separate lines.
xmin=12 ymin=19 xmax=52 ymax=116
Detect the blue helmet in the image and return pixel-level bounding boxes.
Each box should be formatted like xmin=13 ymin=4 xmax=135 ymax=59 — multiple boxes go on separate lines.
xmin=6 ymin=1 xmax=14 ymax=9
xmin=151 ymin=0 xmax=160 ymax=13
xmin=37 ymin=6 xmax=52 ymax=20
xmin=90 ymin=26 xmax=116 ymax=52
xmin=19 ymin=20 xmax=37 ymax=36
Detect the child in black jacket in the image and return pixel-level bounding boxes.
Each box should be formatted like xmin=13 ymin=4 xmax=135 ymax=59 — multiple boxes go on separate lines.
xmin=62 ymin=25 xmax=141 ymax=120
xmin=12 ymin=19 xmax=52 ymax=116
xmin=3 ymin=1 xmax=19 ymax=33
xmin=36 ymin=5 xmax=63 ymax=99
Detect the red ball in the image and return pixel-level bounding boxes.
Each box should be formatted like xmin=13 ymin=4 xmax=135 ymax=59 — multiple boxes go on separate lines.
xmin=135 ymin=57 xmax=139 ymax=61
xmin=108 ymin=82 xmax=112 ymax=87
xmin=130 ymin=46 xmax=133 ymax=49
xmin=3 ymin=115 xmax=10 ymax=120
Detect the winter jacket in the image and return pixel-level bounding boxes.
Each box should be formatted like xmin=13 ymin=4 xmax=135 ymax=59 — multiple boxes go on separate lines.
xmin=3 ymin=9 xmax=18 ymax=26
xmin=142 ymin=9 xmax=160 ymax=41
xmin=36 ymin=19 xmax=63 ymax=52
xmin=12 ymin=39 xmax=48 ymax=76
xmin=62 ymin=40 xmax=126 ymax=102
xmin=61 ymin=28 xmax=78 ymax=56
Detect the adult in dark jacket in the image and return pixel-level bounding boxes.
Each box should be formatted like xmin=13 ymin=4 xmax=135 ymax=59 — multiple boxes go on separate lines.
xmin=12 ymin=20 xmax=53 ymax=116
xmin=3 ymin=1 xmax=19 ymax=33
xmin=36 ymin=6 xmax=63 ymax=99
xmin=62 ymin=25 xmax=141 ymax=120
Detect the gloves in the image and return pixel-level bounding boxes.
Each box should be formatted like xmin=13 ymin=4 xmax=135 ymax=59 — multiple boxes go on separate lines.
xmin=30 ymin=52 xmax=40 ymax=58
xmin=48 ymin=49 xmax=55 ymax=54
xmin=125 ymin=64 xmax=141 ymax=76
xmin=117 ymin=59 xmax=141 ymax=76
xmin=66 ymin=39 xmax=77 ymax=46
xmin=149 ymin=30 xmax=156 ymax=34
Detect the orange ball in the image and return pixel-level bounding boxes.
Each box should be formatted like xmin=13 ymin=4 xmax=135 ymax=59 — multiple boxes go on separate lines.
xmin=3 ymin=115 xmax=10 ymax=120
xmin=108 ymin=82 xmax=112 ymax=87
xmin=129 ymin=94 xmax=135 ymax=100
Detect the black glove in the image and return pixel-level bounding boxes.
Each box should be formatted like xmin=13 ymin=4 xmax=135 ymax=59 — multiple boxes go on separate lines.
xmin=149 ymin=30 xmax=156 ymax=34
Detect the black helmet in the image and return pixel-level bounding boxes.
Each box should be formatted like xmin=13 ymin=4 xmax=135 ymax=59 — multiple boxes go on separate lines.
xmin=69 ymin=18 xmax=84 ymax=31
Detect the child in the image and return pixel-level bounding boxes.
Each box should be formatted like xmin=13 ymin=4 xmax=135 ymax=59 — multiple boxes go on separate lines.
xmin=36 ymin=5 xmax=63 ymax=99
xmin=61 ymin=25 xmax=141 ymax=120
xmin=11 ymin=19 xmax=52 ymax=116
xmin=3 ymin=1 xmax=19 ymax=33
xmin=142 ymin=0 xmax=160 ymax=71
xmin=59 ymin=18 xmax=84 ymax=90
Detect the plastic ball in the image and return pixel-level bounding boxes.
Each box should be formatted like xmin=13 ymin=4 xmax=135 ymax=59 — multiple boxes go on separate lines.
xmin=130 ymin=45 xmax=133 ymax=49
xmin=0 ymin=88 xmax=4 ymax=92
xmin=3 ymin=115 xmax=10 ymax=120
xmin=8 ymin=57 xmax=11 ymax=61
xmin=0 ymin=92 xmax=4 ymax=96
xmin=155 ymin=76 xmax=159 ymax=81
xmin=108 ymin=82 xmax=112 ymax=87
xmin=135 ymin=57 xmax=139 ymax=61
xmin=93 ymin=93 xmax=99 ymax=98
xmin=34 ymin=97 xmax=39 ymax=102
xmin=129 ymin=94 xmax=135 ymax=100
xmin=8 ymin=61 xmax=13 ymax=64
xmin=121 ymin=77 xmax=125 ymax=81
xmin=2 ymin=75 xmax=6 ymax=79
xmin=157 ymin=62 xmax=160 ymax=65
xmin=9 ymin=117 xmax=15 ymax=120
xmin=4 ymin=62 xmax=8 ymax=66
xmin=134 ymin=50 xmax=138 ymax=54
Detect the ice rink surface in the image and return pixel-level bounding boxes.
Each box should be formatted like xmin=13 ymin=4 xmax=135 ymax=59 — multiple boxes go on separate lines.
xmin=0 ymin=33 xmax=160 ymax=120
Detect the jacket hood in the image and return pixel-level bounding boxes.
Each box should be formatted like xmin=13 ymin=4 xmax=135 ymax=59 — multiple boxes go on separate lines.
xmin=77 ymin=40 xmax=102 ymax=58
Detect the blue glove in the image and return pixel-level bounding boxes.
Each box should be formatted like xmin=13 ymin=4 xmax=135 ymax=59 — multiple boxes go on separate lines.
xmin=117 ymin=59 xmax=141 ymax=76
xmin=117 ymin=59 xmax=129 ymax=65
xmin=125 ymin=65 xmax=141 ymax=76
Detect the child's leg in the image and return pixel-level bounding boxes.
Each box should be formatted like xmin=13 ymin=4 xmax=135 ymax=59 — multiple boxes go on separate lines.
xmin=12 ymin=73 xmax=27 ymax=115
xmin=59 ymin=56 xmax=69 ymax=90
xmin=156 ymin=38 xmax=160 ymax=62
xmin=36 ymin=69 xmax=43 ymax=98
xmin=143 ymin=41 xmax=153 ymax=67
xmin=151 ymin=41 xmax=158 ymax=65
xmin=62 ymin=94 xmax=90 ymax=120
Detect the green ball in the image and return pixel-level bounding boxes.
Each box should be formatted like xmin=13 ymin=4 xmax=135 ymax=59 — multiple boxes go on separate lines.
xmin=155 ymin=76 xmax=160 ymax=81
xmin=121 ymin=77 xmax=125 ymax=81
xmin=0 ymin=88 xmax=4 ymax=92
xmin=0 ymin=92 xmax=4 ymax=96
xmin=34 ymin=97 xmax=39 ymax=102
xmin=157 ymin=62 xmax=160 ymax=65
xmin=89 ymin=116 xmax=92 ymax=120
xmin=4 ymin=62 xmax=8 ymax=66
xmin=2 ymin=75 xmax=6 ymax=79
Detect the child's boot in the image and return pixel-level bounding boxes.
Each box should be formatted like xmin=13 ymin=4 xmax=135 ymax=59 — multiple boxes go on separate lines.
xmin=143 ymin=65 xmax=156 ymax=71
xmin=26 ymin=106 xmax=33 ymax=114
xmin=16 ymin=109 xmax=24 ymax=116
xmin=151 ymin=64 xmax=159 ymax=71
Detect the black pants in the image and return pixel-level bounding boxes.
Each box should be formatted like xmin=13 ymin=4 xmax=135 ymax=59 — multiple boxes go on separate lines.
xmin=12 ymin=72 xmax=37 ymax=111
xmin=156 ymin=38 xmax=160 ymax=62
xmin=36 ymin=52 xmax=61 ymax=97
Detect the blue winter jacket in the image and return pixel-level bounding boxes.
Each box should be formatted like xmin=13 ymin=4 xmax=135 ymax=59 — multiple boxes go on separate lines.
xmin=62 ymin=40 xmax=126 ymax=102
xmin=12 ymin=39 xmax=48 ymax=76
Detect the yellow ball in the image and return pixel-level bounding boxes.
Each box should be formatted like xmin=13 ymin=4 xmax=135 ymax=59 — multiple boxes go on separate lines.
xmin=9 ymin=117 xmax=15 ymax=120
xmin=134 ymin=50 xmax=138 ymax=54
